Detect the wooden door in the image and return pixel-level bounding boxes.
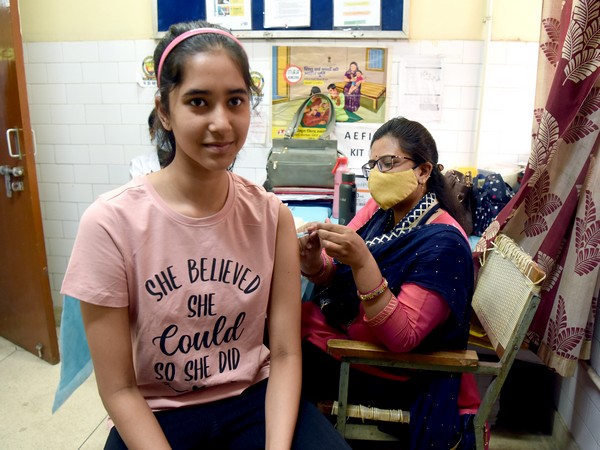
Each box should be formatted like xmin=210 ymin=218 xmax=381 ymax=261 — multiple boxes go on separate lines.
xmin=0 ymin=0 xmax=59 ymax=364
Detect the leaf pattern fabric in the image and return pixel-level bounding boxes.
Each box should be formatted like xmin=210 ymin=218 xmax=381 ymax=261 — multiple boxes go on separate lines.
xmin=472 ymin=0 xmax=600 ymax=377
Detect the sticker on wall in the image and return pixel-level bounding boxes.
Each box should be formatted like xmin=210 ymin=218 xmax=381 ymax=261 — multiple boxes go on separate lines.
xmin=247 ymin=63 xmax=270 ymax=146
xmin=250 ymin=70 xmax=265 ymax=97
xmin=137 ymin=55 xmax=157 ymax=88
xmin=334 ymin=122 xmax=382 ymax=170
xmin=283 ymin=65 xmax=303 ymax=85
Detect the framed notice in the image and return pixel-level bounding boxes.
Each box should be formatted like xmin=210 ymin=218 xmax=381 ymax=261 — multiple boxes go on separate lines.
xmin=333 ymin=0 xmax=381 ymax=29
xmin=205 ymin=0 xmax=252 ymax=30
xmin=264 ymin=0 xmax=311 ymax=29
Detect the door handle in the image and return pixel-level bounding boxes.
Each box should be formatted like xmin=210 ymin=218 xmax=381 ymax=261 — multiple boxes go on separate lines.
xmin=6 ymin=128 xmax=22 ymax=159
xmin=0 ymin=165 xmax=25 ymax=198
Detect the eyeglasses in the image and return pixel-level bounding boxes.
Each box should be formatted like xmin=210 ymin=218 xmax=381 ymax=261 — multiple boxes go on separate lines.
xmin=361 ymin=155 xmax=414 ymax=178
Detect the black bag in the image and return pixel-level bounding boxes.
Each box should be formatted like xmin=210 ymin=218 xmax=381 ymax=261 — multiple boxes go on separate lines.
xmin=265 ymin=94 xmax=339 ymax=189
xmin=444 ymin=169 xmax=474 ymax=236
xmin=472 ymin=172 xmax=515 ymax=236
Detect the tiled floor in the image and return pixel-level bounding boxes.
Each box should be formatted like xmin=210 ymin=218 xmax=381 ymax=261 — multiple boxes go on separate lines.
xmin=0 ymin=335 xmax=109 ymax=449
xmin=0 ymin=334 xmax=560 ymax=449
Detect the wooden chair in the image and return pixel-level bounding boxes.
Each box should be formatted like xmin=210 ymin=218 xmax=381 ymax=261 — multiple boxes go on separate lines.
xmin=324 ymin=233 xmax=546 ymax=449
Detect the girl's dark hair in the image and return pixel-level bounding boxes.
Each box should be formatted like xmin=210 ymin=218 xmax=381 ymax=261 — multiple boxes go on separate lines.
xmin=147 ymin=108 xmax=170 ymax=168
xmin=152 ymin=21 xmax=259 ymax=167
xmin=370 ymin=117 xmax=468 ymax=231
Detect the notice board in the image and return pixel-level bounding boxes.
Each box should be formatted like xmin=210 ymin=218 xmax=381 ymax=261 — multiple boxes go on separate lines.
xmin=155 ymin=0 xmax=407 ymax=38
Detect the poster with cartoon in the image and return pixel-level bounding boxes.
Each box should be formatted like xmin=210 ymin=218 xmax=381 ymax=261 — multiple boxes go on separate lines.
xmin=272 ymin=46 xmax=388 ymax=139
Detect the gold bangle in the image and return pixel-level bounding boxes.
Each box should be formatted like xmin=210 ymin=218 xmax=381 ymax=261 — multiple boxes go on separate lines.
xmin=357 ymin=278 xmax=388 ymax=302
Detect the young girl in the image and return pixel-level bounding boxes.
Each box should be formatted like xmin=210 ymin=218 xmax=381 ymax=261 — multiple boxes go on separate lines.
xmin=61 ymin=21 xmax=349 ymax=450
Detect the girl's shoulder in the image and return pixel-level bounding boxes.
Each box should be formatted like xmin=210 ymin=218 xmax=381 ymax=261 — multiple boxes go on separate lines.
xmin=231 ymin=172 xmax=281 ymax=207
xmin=79 ymin=178 xmax=152 ymax=228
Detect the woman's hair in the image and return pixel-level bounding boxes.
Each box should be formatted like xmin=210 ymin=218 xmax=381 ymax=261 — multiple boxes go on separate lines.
xmin=327 ymin=83 xmax=337 ymax=90
xmin=371 ymin=117 xmax=467 ymax=231
xmin=310 ymin=86 xmax=322 ymax=95
xmin=153 ymin=20 xmax=259 ymax=166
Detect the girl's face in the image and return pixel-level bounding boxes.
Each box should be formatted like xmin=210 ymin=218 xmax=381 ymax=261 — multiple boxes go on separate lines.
xmin=328 ymin=88 xmax=338 ymax=98
xmin=160 ymin=50 xmax=250 ymax=173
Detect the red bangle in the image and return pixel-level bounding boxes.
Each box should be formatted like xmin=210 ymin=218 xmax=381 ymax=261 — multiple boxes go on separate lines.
xmin=301 ymin=253 xmax=327 ymax=279
xmin=357 ymin=278 xmax=388 ymax=302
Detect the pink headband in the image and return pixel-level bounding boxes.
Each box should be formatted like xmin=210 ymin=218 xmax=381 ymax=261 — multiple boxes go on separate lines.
xmin=156 ymin=28 xmax=244 ymax=87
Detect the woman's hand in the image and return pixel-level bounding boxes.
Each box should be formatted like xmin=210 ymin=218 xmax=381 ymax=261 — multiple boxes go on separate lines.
xmin=297 ymin=222 xmax=323 ymax=275
xmin=307 ymin=222 xmax=371 ymax=271
xmin=301 ymin=221 xmax=385 ymax=307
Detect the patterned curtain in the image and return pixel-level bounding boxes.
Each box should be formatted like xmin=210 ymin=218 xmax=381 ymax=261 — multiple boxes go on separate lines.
xmin=473 ymin=0 xmax=600 ymax=377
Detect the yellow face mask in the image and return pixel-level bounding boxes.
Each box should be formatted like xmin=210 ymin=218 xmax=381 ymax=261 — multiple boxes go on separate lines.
xmin=367 ymin=168 xmax=418 ymax=210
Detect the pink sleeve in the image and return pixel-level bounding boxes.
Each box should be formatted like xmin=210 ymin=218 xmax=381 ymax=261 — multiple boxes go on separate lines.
xmin=347 ymin=198 xmax=378 ymax=231
xmin=364 ymin=283 xmax=451 ymax=353
xmin=61 ymin=199 xmax=129 ymax=307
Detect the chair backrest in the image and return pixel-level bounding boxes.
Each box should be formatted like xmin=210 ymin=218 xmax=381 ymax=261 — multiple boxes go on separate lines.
xmin=472 ymin=233 xmax=545 ymax=360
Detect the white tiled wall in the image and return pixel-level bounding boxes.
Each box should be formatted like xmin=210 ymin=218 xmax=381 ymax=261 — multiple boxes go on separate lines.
xmin=558 ymin=368 xmax=600 ymax=449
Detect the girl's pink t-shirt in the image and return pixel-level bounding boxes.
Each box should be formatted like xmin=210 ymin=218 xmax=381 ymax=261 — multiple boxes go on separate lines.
xmin=62 ymin=173 xmax=281 ymax=410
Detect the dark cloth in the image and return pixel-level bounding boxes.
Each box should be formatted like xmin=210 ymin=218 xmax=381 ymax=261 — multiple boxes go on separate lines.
xmin=104 ymin=379 xmax=350 ymax=450
xmin=311 ymin=203 xmax=475 ymax=450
